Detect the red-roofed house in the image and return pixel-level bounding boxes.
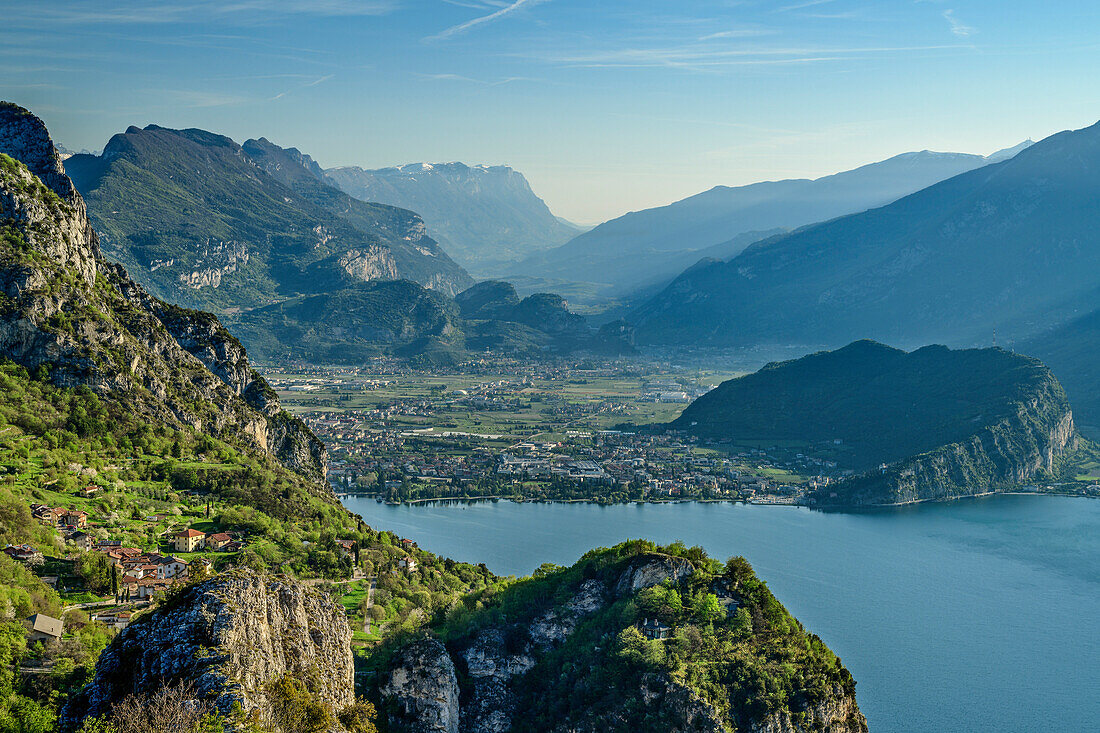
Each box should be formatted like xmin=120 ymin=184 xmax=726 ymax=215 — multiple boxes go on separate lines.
xmin=174 ymin=528 xmax=206 ymax=553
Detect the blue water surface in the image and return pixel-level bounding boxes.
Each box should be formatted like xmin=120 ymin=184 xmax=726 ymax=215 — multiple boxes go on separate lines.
xmin=342 ymin=495 xmax=1100 ymax=733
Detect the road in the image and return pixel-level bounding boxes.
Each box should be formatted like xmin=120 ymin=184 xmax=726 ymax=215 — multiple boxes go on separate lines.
xmin=62 ymin=599 xmax=144 ymax=616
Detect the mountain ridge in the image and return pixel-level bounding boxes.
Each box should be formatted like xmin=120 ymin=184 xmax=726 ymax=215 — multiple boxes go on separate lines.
xmin=63 ymin=124 xmax=473 ymax=314
xmin=630 ymin=121 xmax=1100 ymax=348
xmin=509 ymin=143 xmax=1031 ymax=305
xmin=0 ymin=102 xmax=326 ymax=486
xmin=326 ymin=161 xmax=580 ymax=274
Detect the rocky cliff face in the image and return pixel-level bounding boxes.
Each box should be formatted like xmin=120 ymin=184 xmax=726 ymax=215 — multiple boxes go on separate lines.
xmin=324 ymin=162 xmax=579 ymax=273
xmin=61 ymin=572 xmax=354 ymax=730
xmin=834 ymin=380 xmax=1077 ymax=505
xmin=0 ymin=102 xmax=326 ymax=485
xmin=382 ymin=639 xmax=461 ymax=733
xmin=381 ymin=551 xmax=865 ymax=733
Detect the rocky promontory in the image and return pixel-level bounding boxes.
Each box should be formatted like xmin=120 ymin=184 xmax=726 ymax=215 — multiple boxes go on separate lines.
xmin=378 ymin=543 xmax=867 ymax=733
xmin=675 ymin=340 xmax=1080 ymax=505
xmin=61 ymin=572 xmax=354 ymax=730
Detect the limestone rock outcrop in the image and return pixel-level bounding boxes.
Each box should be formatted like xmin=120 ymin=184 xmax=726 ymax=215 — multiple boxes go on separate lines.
xmin=381 ymin=549 xmax=867 ymax=733
xmin=381 ymin=638 xmax=461 ymax=733
xmin=61 ymin=572 xmax=354 ymax=730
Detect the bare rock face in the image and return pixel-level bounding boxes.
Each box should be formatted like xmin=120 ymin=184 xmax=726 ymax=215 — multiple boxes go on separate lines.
xmin=529 ymin=578 xmax=607 ymax=648
xmin=338 ymin=245 xmax=400 ymax=281
xmin=381 ymin=638 xmax=460 ymax=733
xmin=613 ymin=553 xmax=695 ymax=595
xmin=459 ymin=629 xmax=536 ymax=733
xmin=384 ymin=554 xmax=700 ymax=733
xmin=61 ymin=572 xmax=354 ymax=730
xmin=0 ymin=102 xmax=326 ymax=485
xmin=750 ymin=684 xmax=868 ymax=733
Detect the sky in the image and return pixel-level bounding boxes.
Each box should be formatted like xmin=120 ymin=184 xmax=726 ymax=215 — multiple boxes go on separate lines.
xmin=2 ymin=0 xmax=1099 ymax=224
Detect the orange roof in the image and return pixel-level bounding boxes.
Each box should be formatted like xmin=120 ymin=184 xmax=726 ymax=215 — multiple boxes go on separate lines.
xmin=177 ymin=529 xmax=205 ymax=538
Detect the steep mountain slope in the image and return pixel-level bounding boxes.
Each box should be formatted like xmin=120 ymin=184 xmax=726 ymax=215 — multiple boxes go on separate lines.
xmin=63 ymin=125 xmax=472 ymax=313
xmin=326 ymin=162 xmax=581 ymax=273
xmin=1020 ymin=305 xmax=1100 ymax=435
xmin=512 ymin=146 xmax=1029 ymax=304
xmin=0 ymin=102 xmax=325 ymax=485
xmin=674 ymin=341 xmax=1079 ymax=504
xmin=632 ymin=122 xmax=1100 ymax=348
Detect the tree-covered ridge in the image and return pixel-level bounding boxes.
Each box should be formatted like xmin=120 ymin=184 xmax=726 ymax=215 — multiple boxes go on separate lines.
xmin=228 ymin=280 xmax=467 ymax=366
xmin=63 ymin=125 xmax=471 ymax=312
xmin=675 ymin=340 xmax=1072 ymax=470
xmin=374 ymin=540 xmax=864 ymax=732
xmin=228 ymin=278 xmax=633 ymax=365
xmin=0 ymin=357 xmax=502 ymax=731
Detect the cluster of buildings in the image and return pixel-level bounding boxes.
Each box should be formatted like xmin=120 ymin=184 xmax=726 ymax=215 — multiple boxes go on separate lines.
xmin=172 ymin=528 xmax=243 ymax=553
xmin=94 ymin=541 xmax=201 ymax=600
xmin=639 ymin=380 xmax=714 ymax=403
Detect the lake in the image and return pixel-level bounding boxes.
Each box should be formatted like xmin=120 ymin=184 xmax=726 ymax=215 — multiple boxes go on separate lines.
xmin=341 ymin=495 xmax=1100 ymax=733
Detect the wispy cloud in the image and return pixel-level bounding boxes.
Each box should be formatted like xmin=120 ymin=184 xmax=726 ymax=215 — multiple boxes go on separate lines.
xmin=699 ymin=29 xmax=776 ymax=41
xmin=415 ymin=72 xmax=534 ymax=85
xmin=776 ymin=0 xmax=836 ymax=13
xmin=426 ymin=0 xmax=550 ymax=42
xmin=943 ymin=9 xmax=975 ymax=37
xmin=535 ymin=43 xmax=974 ymax=71
xmin=271 ymin=74 xmax=335 ymax=100
xmin=3 ymin=0 xmax=398 ymax=26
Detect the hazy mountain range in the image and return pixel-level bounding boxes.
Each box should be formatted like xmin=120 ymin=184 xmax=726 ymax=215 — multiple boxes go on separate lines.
xmin=326 ymin=162 xmax=583 ymax=275
xmin=629 ymin=121 xmax=1100 ymax=349
xmin=508 ymin=142 xmax=1033 ymax=305
xmin=64 ymin=125 xmax=473 ymax=313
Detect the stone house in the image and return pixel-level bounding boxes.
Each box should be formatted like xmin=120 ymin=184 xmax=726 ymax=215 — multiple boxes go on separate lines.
xmin=174 ymin=528 xmax=206 ymax=552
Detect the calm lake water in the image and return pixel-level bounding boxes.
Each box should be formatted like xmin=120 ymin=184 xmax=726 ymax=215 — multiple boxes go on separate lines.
xmin=341 ymin=495 xmax=1100 ymax=733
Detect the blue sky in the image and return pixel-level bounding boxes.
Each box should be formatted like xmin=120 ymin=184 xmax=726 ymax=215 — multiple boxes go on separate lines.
xmin=2 ymin=0 xmax=1098 ymax=223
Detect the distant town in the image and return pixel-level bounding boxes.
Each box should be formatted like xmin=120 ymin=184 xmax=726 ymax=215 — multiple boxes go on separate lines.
xmin=266 ymin=359 xmax=856 ymax=506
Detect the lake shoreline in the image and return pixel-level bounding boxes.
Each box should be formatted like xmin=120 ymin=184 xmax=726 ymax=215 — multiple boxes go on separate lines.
xmin=337 ymin=489 xmax=1090 ymax=511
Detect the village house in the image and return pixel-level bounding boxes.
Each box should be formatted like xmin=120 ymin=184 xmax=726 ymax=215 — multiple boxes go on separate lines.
xmin=640 ymin=617 xmax=671 ymax=640
xmin=26 ymin=614 xmax=63 ymax=643
xmin=3 ymin=544 xmax=44 ymax=565
xmin=204 ymin=532 xmax=232 ymax=551
xmin=60 ymin=510 xmax=88 ymax=529
xmin=67 ymin=530 xmax=94 ymax=551
xmin=122 ymin=576 xmax=171 ymax=600
xmin=91 ymin=610 xmax=132 ymax=630
xmin=398 ymin=556 xmax=417 ymax=573
xmin=31 ymin=505 xmax=65 ymax=526
xmin=174 ymin=528 xmax=206 ymax=552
